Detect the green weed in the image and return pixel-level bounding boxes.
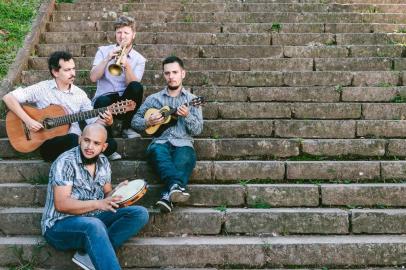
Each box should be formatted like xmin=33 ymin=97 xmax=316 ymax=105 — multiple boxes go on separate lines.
xmin=334 ymin=84 xmax=343 ymax=93
xmin=270 ymin=23 xmax=282 ymax=33
xmin=250 ymin=198 xmax=272 ymax=208
xmin=396 ymin=28 xmax=406 ymax=34
xmin=9 ymin=242 xmax=51 ymax=270
xmin=183 ymin=15 xmax=193 ymax=23
xmin=214 ymin=205 xmax=227 ymax=212
xmin=239 ymin=179 xmax=251 ymax=187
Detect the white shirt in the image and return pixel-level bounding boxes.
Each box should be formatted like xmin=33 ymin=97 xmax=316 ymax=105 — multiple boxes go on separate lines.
xmin=11 ymin=79 xmax=96 ymax=135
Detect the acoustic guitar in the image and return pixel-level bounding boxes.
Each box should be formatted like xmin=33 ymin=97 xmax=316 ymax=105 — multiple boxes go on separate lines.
xmin=144 ymin=96 xmax=205 ymax=135
xmin=6 ymin=100 xmax=135 ymax=153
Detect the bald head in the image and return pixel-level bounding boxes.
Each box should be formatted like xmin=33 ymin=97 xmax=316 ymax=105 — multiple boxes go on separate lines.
xmin=82 ymin=123 xmax=108 ymax=142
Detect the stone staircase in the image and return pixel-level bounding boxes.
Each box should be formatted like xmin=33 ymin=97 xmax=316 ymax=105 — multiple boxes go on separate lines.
xmin=1 ymin=0 xmax=406 ymax=268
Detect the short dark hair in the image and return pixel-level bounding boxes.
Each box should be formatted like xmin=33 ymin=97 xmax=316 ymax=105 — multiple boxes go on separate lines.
xmin=162 ymin=56 xmax=184 ymax=69
xmin=48 ymin=51 xmax=73 ymax=78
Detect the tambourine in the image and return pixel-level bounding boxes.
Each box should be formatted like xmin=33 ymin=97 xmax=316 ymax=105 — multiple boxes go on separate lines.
xmin=112 ymin=179 xmax=147 ymax=207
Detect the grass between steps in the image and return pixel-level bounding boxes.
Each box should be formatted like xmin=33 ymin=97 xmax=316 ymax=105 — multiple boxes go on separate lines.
xmin=0 ymin=0 xmax=42 ymax=80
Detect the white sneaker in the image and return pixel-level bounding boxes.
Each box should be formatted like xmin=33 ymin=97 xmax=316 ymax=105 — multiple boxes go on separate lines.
xmin=108 ymin=152 xmax=122 ymax=161
xmin=122 ymin=128 xmax=141 ymax=139
xmin=72 ymin=251 xmax=95 ymax=270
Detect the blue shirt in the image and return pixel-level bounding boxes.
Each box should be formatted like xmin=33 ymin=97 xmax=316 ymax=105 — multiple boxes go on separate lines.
xmin=92 ymin=44 xmax=146 ymax=100
xmin=131 ymin=87 xmax=203 ymax=148
xmin=41 ymin=147 xmax=111 ymax=235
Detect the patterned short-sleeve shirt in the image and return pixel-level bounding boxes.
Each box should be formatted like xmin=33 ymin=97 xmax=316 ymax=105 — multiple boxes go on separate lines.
xmin=41 ymin=146 xmax=111 ymax=235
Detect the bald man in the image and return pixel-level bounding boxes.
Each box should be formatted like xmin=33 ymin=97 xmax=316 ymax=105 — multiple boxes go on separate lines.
xmin=41 ymin=123 xmax=149 ymax=270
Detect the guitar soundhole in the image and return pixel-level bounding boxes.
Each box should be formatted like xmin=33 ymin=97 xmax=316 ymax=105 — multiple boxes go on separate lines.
xmin=43 ymin=118 xmax=55 ymax=129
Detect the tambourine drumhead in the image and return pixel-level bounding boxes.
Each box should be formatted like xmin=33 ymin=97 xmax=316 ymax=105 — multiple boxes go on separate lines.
xmin=112 ymin=179 xmax=147 ymax=206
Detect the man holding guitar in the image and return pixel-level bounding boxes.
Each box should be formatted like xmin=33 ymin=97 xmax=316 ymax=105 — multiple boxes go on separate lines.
xmin=2 ymin=51 xmax=119 ymax=161
xmin=132 ymin=56 xmax=203 ymax=213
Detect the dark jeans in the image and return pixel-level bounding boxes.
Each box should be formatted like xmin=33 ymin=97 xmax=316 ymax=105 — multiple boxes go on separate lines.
xmin=39 ymin=133 xmax=117 ymax=162
xmin=146 ymin=142 xmax=196 ymax=194
xmin=93 ymin=81 xmax=144 ymax=136
xmin=44 ymin=206 xmax=149 ymax=270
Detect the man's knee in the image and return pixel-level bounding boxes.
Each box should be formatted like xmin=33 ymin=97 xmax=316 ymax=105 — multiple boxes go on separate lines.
xmin=126 ymin=206 xmax=149 ymax=226
xmin=94 ymin=96 xmax=112 ymax=108
xmin=127 ymin=81 xmax=143 ymax=93
xmin=82 ymin=217 xmax=107 ymax=236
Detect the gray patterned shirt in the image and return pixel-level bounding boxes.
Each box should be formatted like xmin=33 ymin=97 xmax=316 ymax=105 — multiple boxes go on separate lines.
xmin=41 ymin=146 xmax=111 ymax=235
xmin=131 ymin=87 xmax=203 ymax=148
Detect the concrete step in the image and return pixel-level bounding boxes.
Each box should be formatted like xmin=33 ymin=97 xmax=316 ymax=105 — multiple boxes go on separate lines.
xmin=52 ymin=85 xmax=406 ymax=103
xmin=51 ymin=11 xmax=406 ymax=24
xmin=2 ymin=137 xmax=399 ymax=159
xmin=56 ymin=2 xmax=332 ymax=13
xmin=42 ymin=31 xmax=273 ymax=46
xmin=0 ymin=207 xmax=352 ymax=236
xmin=35 ymin=43 xmax=406 ymax=58
xmin=4 ymin=159 xmax=406 ymax=183
xmin=21 ymin=69 xmax=404 ymax=87
xmin=8 ymin=183 xmax=406 ymax=209
xmin=29 ymin=56 xmax=404 ymax=72
xmin=1 ymin=235 xmax=405 ymax=268
xmin=6 ymin=206 xmax=406 ymax=235
xmin=0 ymin=183 xmax=321 ymax=208
xmin=40 ymin=31 xmax=406 ymax=46
xmin=55 ymin=2 xmax=406 ymax=14
xmin=46 ymin=20 xmax=406 ymax=34
xmin=195 ymin=86 xmax=405 ymax=103
xmin=321 ymin=183 xmax=406 ymax=207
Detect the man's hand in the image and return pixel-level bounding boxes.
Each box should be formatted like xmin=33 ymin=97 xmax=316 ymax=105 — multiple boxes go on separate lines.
xmin=147 ymin=111 xmax=165 ymax=127
xmin=176 ymin=104 xmax=190 ymax=117
xmin=96 ymin=196 xmax=122 ymax=213
xmin=107 ymin=46 xmax=121 ymax=61
xmin=97 ymin=110 xmax=113 ymax=126
xmin=24 ymin=118 xmax=44 ymax=131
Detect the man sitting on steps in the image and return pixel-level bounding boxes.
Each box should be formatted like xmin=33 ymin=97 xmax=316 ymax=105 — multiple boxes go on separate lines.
xmin=131 ymin=56 xmax=203 ymax=213
xmin=41 ymin=123 xmax=149 ymax=270
xmin=2 ymin=51 xmax=119 ymax=162
xmin=90 ymin=15 xmax=146 ymax=161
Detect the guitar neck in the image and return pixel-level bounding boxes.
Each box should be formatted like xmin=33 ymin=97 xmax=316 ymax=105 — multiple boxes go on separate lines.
xmin=51 ymin=107 xmax=108 ymax=127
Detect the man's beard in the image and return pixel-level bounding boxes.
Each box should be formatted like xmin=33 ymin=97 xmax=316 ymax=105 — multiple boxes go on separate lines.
xmin=80 ymin=150 xmax=99 ymax=165
xmin=168 ymin=84 xmax=181 ymax=91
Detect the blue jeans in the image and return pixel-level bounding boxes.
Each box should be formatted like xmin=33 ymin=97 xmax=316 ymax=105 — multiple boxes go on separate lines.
xmin=147 ymin=142 xmax=196 ymax=194
xmin=44 ymin=206 xmax=149 ymax=270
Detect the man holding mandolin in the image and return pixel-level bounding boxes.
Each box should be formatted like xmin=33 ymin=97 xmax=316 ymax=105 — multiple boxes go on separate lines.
xmin=90 ymin=15 xmax=146 ymax=155
xmin=132 ymin=56 xmax=204 ymax=213
xmin=3 ymin=51 xmax=120 ymax=162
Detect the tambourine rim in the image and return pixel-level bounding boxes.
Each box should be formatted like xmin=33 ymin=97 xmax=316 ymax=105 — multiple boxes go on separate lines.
xmin=112 ymin=179 xmax=147 ymax=204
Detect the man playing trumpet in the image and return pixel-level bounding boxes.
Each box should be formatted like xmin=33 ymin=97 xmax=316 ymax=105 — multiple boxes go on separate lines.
xmin=90 ymin=15 xmax=146 ymax=159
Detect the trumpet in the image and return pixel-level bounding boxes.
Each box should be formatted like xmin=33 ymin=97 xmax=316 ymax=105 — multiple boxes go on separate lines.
xmin=108 ymin=45 xmax=129 ymax=76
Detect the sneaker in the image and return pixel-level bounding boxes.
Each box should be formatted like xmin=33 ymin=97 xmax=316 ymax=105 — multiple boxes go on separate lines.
xmin=72 ymin=251 xmax=95 ymax=270
xmin=169 ymin=184 xmax=190 ymax=203
xmin=122 ymin=128 xmax=141 ymax=139
xmin=108 ymin=152 xmax=122 ymax=161
xmin=156 ymin=193 xmax=173 ymax=213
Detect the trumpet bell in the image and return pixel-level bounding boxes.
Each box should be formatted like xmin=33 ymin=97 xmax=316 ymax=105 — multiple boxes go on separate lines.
xmin=108 ymin=64 xmax=123 ymax=76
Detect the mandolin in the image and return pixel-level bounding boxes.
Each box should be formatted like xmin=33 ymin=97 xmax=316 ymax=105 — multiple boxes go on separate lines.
xmin=144 ymin=96 xmax=204 ymax=136
xmin=6 ymin=100 xmax=135 ymax=153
